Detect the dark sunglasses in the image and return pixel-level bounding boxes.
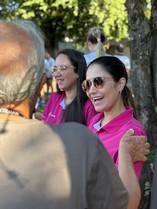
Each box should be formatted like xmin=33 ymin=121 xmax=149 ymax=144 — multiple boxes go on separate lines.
xmin=82 ymin=77 xmax=112 ymax=92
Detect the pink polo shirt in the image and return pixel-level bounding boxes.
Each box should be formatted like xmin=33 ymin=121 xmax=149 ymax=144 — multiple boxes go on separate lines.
xmin=42 ymin=92 xmax=98 ymax=126
xmin=88 ymin=107 xmax=147 ymax=178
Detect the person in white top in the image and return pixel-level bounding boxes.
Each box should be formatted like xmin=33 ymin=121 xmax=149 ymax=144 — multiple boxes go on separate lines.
xmin=84 ymin=27 xmax=107 ymax=65
xmin=84 ymin=27 xmax=131 ymax=75
xmin=114 ymin=43 xmax=131 ymax=74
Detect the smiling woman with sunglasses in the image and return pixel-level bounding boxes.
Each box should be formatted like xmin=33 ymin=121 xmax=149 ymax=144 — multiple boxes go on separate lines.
xmin=84 ymin=56 xmax=147 ymax=209
xmin=42 ymin=48 xmax=98 ymax=125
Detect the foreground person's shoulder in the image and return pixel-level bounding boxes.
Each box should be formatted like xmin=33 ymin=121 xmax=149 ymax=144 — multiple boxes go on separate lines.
xmin=52 ymin=122 xmax=94 ymax=134
xmin=50 ymin=122 xmax=99 ymax=142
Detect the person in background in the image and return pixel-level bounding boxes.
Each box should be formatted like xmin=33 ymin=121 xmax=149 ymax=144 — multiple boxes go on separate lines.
xmin=82 ymin=56 xmax=147 ymax=209
xmin=84 ymin=27 xmax=131 ymax=74
xmin=0 ymin=19 xmax=150 ymax=209
xmin=45 ymin=50 xmax=55 ymax=94
xmin=42 ymin=48 xmax=97 ymax=126
xmin=106 ymin=43 xmax=116 ymax=55
xmin=114 ymin=43 xmax=131 ymax=74
xmin=36 ymin=50 xmax=55 ymax=110
xmin=84 ymin=27 xmax=107 ymax=65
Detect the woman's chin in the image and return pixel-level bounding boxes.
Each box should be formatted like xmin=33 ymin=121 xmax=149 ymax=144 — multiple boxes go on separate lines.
xmin=58 ymin=86 xmax=65 ymax=91
xmin=94 ymin=106 xmax=104 ymax=113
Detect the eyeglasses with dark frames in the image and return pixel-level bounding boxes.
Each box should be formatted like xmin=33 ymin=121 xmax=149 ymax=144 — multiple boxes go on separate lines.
xmin=82 ymin=76 xmax=112 ymax=92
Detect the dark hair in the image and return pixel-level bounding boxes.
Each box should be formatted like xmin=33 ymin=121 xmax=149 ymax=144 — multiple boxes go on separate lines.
xmin=56 ymin=48 xmax=88 ymax=124
xmin=88 ymin=56 xmax=137 ymax=117
xmin=116 ymin=43 xmax=124 ymax=53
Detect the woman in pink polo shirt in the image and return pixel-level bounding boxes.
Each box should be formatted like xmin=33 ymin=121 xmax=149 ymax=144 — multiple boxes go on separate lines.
xmin=82 ymin=56 xmax=147 ymax=178
xmin=42 ymin=48 xmax=97 ymax=126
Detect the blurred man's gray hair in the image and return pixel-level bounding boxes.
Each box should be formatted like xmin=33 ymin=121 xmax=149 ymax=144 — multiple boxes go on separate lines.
xmin=0 ymin=19 xmax=45 ymax=105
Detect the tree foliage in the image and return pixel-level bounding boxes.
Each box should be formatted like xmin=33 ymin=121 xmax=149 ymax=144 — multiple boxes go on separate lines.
xmin=0 ymin=0 xmax=128 ymax=51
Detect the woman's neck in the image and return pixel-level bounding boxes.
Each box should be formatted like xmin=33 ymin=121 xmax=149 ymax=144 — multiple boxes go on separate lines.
xmin=65 ymin=87 xmax=77 ymax=105
xmin=101 ymin=105 xmax=126 ymax=126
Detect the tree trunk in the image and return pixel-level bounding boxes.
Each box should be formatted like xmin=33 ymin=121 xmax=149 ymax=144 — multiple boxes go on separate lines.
xmin=125 ymin=1 xmax=157 ymax=209
xmin=125 ymin=0 xmax=155 ymax=143
xmin=150 ymin=0 xmax=157 ymax=101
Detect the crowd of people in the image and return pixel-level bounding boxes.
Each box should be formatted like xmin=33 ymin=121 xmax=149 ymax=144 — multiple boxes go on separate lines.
xmin=0 ymin=19 xmax=155 ymax=209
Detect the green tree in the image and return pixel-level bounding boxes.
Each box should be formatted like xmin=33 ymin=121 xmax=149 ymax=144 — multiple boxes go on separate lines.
xmin=0 ymin=0 xmax=128 ymax=52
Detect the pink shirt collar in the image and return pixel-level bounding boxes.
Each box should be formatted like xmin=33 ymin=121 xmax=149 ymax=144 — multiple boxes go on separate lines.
xmin=93 ymin=107 xmax=134 ymax=133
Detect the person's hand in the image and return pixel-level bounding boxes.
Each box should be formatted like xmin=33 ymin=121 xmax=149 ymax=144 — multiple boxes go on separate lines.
xmin=119 ymin=129 xmax=150 ymax=162
xmin=33 ymin=112 xmax=42 ymax=120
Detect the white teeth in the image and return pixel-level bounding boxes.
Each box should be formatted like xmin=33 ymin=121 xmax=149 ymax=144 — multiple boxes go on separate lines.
xmin=92 ymin=97 xmax=102 ymax=102
xmin=93 ymin=97 xmax=102 ymax=100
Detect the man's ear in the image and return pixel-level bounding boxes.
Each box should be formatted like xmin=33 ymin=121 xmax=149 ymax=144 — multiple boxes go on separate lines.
xmin=36 ymin=73 xmax=47 ymax=97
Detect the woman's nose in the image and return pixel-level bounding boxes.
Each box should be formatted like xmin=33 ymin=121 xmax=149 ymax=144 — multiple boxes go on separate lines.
xmin=88 ymin=82 xmax=97 ymax=94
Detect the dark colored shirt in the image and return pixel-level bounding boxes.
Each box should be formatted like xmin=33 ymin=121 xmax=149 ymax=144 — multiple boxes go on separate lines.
xmin=0 ymin=120 xmax=128 ymax=209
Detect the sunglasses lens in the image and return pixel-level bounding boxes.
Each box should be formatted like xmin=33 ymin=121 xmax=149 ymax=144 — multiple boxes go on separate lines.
xmin=82 ymin=77 xmax=105 ymax=92
xmin=94 ymin=77 xmax=104 ymax=88
xmin=82 ymin=80 xmax=91 ymax=92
